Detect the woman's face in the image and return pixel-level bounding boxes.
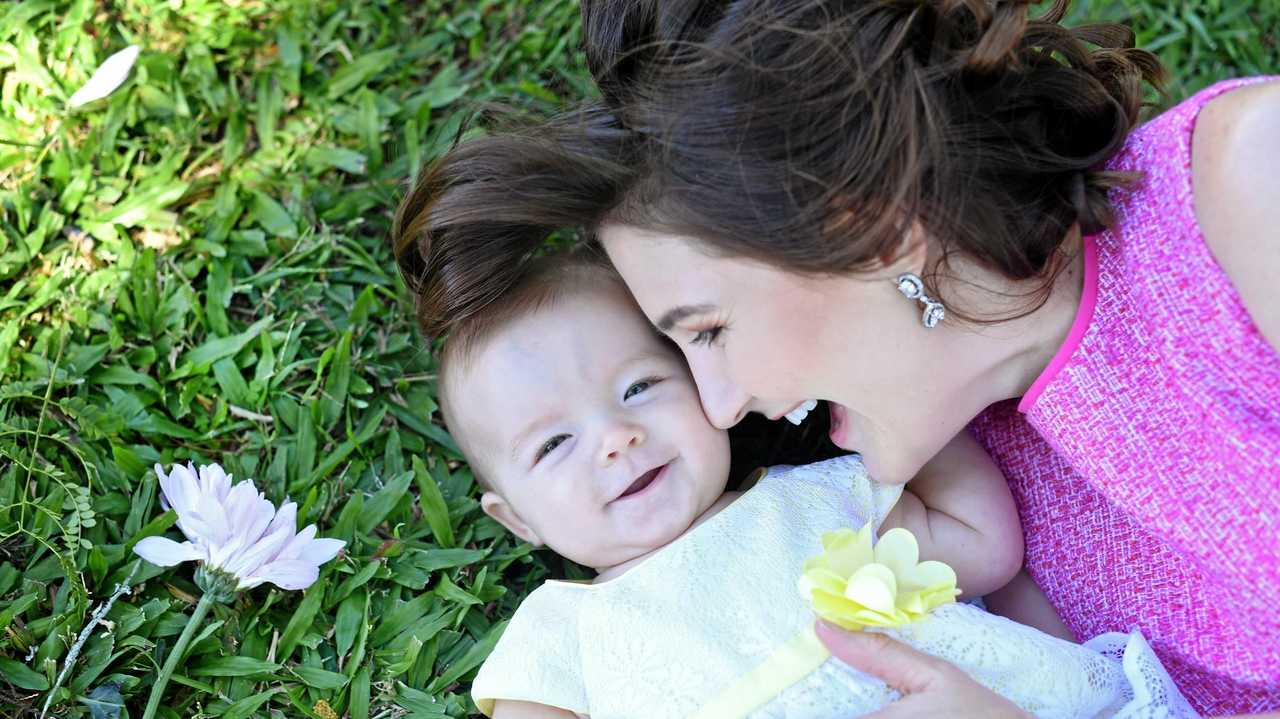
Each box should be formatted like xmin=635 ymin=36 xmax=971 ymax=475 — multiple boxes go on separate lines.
xmin=601 ymin=223 xmax=969 ymax=484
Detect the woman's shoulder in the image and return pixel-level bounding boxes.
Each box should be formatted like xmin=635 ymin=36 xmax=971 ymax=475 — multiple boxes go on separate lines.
xmin=1191 ymin=78 xmax=1280 ymax=350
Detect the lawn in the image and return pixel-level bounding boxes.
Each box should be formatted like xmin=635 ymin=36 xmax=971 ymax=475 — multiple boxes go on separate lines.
xmin=0 ymin=1 xmax=1274 ymax=717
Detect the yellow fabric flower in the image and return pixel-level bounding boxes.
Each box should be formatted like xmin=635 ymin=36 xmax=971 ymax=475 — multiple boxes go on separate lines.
xmin=798 ymin=524 xmax=960 ymax=631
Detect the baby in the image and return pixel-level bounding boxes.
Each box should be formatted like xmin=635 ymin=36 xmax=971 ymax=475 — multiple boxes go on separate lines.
xmin=436 ymin=250 xmax=1192 ymax=719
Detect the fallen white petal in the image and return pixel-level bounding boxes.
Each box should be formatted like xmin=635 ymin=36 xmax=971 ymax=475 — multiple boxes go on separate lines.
xmin=68 ymin=45 xmax=140 ymax=108
xmin=134 ymin=536 xmax=203 ymax=566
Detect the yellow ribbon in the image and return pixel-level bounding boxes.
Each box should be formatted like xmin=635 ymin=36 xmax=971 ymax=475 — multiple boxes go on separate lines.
xmin=691 ymin=625 xmax=832 ymax=719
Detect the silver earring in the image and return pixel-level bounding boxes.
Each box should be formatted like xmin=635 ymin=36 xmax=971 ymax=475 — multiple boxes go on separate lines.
xmin=895 ymin=273 xmax=945 ymax=328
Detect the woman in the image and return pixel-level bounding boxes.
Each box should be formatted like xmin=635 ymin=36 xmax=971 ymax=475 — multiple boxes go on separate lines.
xmin=394 ymin=0 xmax=1280 ymax=714
xmin=582 ymin=0 xmax=1280 ymax=714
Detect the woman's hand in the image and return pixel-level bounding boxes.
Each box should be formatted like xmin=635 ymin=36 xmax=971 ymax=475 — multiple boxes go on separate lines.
xmin=815 ymin=621 xmax=1033 ymax=719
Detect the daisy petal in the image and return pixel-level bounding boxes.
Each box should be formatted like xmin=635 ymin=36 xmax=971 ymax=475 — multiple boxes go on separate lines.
xmin=265 ymin=501 xmax=297 ymax=536
xmin=241 ymin=559 xmax=319 ymax=591
xmin=273 ymin=524 xmax=316 ymax=563
xmin=228 ymin=493 xmax=274 ymax=550
xmin=134 ymin=536 xmax=203 ymax=566
xmin=167 ymin=463 xmax=201 ymax=518
xmin=222 ymin=526 xmax=293 ymax=578
xmin=298 ymin=537 xmax=346 ymax=565
xmin=198 ymin=463 xmax=233 ymax=503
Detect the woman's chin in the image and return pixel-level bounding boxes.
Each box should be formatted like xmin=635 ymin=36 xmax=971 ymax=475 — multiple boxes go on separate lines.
xmin=827 ymin=401 xmax=854 ymax=449
xmin=826 ymin=402 xmax=916 ymax=484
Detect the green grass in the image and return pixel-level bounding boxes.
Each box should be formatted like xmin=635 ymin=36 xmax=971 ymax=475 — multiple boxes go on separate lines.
xmin=0 ymin=1 xmax=1274 ymax=717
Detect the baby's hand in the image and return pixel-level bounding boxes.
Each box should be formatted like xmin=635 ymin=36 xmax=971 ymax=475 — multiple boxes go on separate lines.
xmin=880 ymin=431 xmax=1023 ymax=598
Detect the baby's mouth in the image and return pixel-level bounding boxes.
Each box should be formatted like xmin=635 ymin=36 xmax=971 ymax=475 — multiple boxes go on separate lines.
xmin=616 ymin=462 xmax=668 ymax=501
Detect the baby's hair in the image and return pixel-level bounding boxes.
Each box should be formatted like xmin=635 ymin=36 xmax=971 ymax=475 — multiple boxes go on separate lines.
xmin=392 ymin=104 xmax=636 ymax=343
xmin=438 ymin=248 xmax=620 ymax=378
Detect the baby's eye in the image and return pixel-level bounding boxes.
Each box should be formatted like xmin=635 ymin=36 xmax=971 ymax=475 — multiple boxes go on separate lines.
xmin=535 ymin=434 xmax=569 ymax=463
xmin=624 ymin=378 xmax=660 ymax=400
xmin=690 ymin=326 xmax=725 ymax=347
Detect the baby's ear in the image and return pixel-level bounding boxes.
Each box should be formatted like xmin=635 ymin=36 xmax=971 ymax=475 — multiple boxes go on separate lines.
xmin=480 ymin=491 xmax=543 ymax=546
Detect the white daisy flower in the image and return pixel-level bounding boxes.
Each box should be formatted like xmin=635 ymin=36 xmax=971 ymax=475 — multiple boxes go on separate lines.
xmin=134 ymin=462 xmax=344 ymax=596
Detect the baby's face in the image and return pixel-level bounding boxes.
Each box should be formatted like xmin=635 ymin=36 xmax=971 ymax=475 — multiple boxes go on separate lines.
xmin=453 ymin=283 xmax=731 ymax=570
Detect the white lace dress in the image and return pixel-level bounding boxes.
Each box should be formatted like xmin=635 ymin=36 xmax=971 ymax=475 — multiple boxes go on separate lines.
xmin=471 ymin=455 xmax=1197 ymax=719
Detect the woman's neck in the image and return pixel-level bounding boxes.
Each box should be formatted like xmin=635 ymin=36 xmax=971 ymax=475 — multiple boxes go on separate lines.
xmin=926 ymin=230 xmax=1088 ymax=414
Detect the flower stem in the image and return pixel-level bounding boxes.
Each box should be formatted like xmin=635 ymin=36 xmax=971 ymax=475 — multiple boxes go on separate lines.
xmin=142 ymin=592 xmax=216 ymax=719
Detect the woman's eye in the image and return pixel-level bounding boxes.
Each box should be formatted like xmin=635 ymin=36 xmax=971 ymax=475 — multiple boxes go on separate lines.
xmin=624 ymin=378 xmax=658 ymax=400
xmin=535 ymin=434 xmax=569 ymax=463
xmin=691 ymin=326 xmax=725 ymax=347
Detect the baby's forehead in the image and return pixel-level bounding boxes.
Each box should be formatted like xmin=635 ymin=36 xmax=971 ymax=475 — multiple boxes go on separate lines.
xmin=443 ymin=286 xmax=679 ymax=438
xmin=458 ymin=295 xmax=672 ymax=393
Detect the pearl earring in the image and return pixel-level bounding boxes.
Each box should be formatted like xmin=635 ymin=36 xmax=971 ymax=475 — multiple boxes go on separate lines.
xmin=895 ymin=273 xmax=946 ymax=328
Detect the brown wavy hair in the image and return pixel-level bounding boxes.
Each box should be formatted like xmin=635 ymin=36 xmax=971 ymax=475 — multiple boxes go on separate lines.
xmin=394 ymin=0 xmax=1167 ymax=334
xmin=393 ymin=104 xmax=638 ymax=339
xmin=583 ymin=0 xmax=1167 ymax=318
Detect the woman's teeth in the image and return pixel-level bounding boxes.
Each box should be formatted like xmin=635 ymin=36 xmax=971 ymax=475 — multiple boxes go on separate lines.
xmin=784 ymin=399 xmax=819 ymax=425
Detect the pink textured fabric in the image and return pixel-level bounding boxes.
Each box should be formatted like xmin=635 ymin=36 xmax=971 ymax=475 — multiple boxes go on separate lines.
xmin=970 ymin=77 xmax=1280 ymax=715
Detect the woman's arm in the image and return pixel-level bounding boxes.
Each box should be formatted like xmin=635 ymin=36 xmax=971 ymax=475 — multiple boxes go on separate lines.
xmin=881 ymin=431 xmax=1024 ymax=598
xmin=492 ymin=699 xmax=583 ymax=719
xmin=1193 ymin=78 xmax=1280 ymax=351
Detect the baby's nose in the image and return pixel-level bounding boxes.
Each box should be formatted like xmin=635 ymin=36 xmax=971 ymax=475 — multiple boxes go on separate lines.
xmin=598 ymin=424 xmax=645 ymax=465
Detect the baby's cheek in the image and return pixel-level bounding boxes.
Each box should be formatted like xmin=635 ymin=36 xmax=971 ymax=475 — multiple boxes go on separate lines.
xmin=544 ymin=513 xmax=615 ymax=568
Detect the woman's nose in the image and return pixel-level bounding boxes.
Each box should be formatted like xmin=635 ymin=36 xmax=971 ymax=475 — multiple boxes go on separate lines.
xmin=700 ymin=384 xmax=749 ymax=429
xmin=689 ymin=359 xmax=750 ymax=429
xmin=598 ymin=423 xmax=646 ymax=466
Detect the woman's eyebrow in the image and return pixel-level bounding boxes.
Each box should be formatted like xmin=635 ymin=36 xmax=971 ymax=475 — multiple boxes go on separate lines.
xmin=655 ymin=303 xmax=716 ymax=332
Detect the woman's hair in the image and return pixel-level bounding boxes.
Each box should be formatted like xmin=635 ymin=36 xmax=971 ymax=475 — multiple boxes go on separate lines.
xmin=395 ymin=0 xmax=1168 ymax=331
xmin=581 ymin=0 xmax=1167 ymax=319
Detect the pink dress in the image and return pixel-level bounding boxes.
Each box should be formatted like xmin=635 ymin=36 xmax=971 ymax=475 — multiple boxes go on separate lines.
xmin=970 ymin=77 xmax=1280 ymax=715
